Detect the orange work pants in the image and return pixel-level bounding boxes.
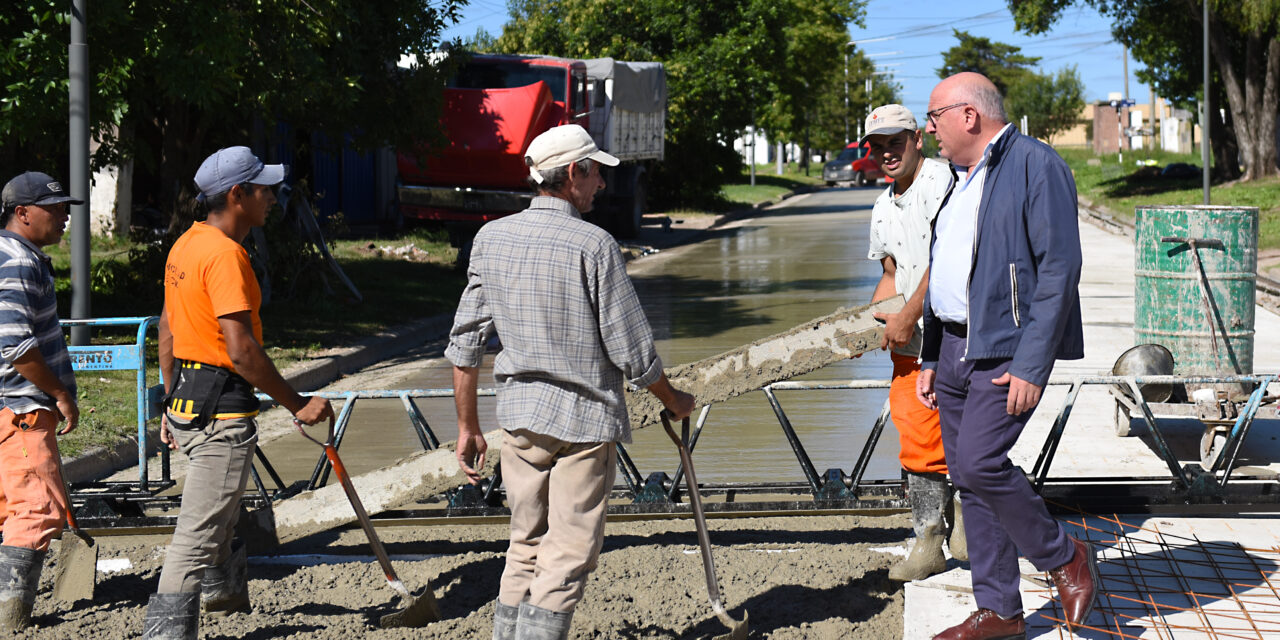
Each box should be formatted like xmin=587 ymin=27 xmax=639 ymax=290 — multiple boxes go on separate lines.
xmin=0 ymin=407 xmax=68 ymax=551
xmin=891 ymin=352 xmax=948 ymax=474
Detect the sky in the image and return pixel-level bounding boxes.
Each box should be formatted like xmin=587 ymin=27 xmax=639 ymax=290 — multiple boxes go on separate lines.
xmin=438 ymin=0 xmax=1148 ymax=130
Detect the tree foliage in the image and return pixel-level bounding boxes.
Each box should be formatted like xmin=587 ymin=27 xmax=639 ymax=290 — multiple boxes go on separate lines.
xmin=493 ymin=0 xmax=864 ymax=207
xmin=1009 ymin=0 xmax=1279 ymax=181
xmin=1005 ymin=65 xmax=1085 ymax=142
xmin=0 ymin=0 xmax=465 ymax=224
xmin=937 ymin=29 xmax=1040 ymax=94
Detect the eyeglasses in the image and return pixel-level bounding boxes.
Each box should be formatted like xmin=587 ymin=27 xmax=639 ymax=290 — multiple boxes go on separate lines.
xmin=926 ymin=102 xmax=969 ymax=125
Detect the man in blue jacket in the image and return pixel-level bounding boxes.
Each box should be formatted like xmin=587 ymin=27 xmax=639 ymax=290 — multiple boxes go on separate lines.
xmin=915 ymin=72 xmax=1098 ymax=640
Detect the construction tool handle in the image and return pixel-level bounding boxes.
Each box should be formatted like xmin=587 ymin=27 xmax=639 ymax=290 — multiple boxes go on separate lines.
xmin=323 ymin=444 xmax=401 ymax=586
xmin=50 ymin=439 xmax=94 ymax=545
xmin=294 ymin=416 xmax=336 ymax=448
xmin=660 ymin=411 xmax=724 ymax=605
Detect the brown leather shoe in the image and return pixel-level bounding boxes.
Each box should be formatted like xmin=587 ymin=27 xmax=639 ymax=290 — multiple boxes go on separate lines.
xmin=933 ymin=609 xmax=1026 ymax=640
xmin=1049 ymin=536 xmax=1100 ymax=627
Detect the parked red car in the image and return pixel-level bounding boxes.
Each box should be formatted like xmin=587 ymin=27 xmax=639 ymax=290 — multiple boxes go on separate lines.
xmin=822 ymin=141 xmax=885 ymax=187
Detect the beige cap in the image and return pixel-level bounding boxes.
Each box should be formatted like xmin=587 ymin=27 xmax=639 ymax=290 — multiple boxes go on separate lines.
xmin=860 ymin=104 xmax=918 ymax=143
xmin=525 ymin=125 xmax=619 ymax=184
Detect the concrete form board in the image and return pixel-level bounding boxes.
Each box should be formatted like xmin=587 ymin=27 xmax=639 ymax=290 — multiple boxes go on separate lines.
xmin=269 ymin=429 xmax=504 ymax=544
xmin=625 ymin=296 xmax=904 ymax=428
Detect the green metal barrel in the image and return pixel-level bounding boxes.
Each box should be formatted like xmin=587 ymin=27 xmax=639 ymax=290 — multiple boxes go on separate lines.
xmin=1134 ymin=205 xmax=1259 ymax=375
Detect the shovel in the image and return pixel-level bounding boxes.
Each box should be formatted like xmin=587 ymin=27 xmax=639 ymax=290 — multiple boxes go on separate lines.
xmin=661 ymin=411 xmax=749 ymax=640
xmin=51 ymin=448 xmax=96 ymax=603
xmin=295 ymin=418 xmax=441 ymax=628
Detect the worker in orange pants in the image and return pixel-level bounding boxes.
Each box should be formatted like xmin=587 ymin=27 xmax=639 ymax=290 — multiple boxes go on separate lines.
xmin=0 ymin=172 xmax=82 ymax=631
xmin=860 ymin=105 xmax=966 ymax=581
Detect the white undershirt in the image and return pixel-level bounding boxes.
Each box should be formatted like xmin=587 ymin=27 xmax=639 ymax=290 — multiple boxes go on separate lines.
xmin=929 ymin=124 xmax=1011 ymax=323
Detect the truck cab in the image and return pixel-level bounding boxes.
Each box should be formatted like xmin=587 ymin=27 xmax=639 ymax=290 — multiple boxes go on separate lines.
xmin=397 ymin=55 xmax=589 ymax=226
xmin=398 ymin=53 xmax=666 ymax=263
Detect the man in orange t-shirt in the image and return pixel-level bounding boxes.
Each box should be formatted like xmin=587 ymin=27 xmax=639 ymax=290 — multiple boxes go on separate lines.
xmin=140 ymin=147 xmax=333 ymax=639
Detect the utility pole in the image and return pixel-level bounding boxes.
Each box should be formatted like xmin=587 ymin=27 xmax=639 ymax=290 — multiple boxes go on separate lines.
xmin=69 ymin=0 xmax=91 ymax=345
xmin=1123 ymin=45 xmax=1130 ymax=101
xmin=1201 ymin=0 xmax=1210 ymax=204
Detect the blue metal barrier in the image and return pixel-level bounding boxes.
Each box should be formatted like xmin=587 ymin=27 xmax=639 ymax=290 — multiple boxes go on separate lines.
xmin=61 ymin=316 xmax=164 ymax=488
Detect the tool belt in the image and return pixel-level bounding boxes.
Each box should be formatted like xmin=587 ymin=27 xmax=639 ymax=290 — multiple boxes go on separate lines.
xmin=164 ymin=360 xmax=259 ymax=427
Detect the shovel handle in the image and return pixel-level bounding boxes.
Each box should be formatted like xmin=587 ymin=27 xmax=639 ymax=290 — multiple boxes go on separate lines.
xmin=661 ymin=411 xmax=726 ymax=607
xmin=296 ymin=419 xmax=406 ymax=595
xmin=323 ymin=444 xmax=408 ymax=594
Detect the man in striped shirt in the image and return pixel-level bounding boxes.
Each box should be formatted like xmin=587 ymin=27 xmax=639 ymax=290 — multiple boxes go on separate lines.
xmin=0 ymin=172 xmax=80 ymax=631
xmin=449 ymin=125 xmax=694 ymax=640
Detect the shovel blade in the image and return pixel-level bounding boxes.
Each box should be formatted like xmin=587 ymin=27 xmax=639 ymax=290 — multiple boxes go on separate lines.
xmin=713 ymin=610 xmax=748 ymax=640
xmin=378 ymin=586 xmax=442 ymax=628
xmin=52 ymin=534 xmax=97 ymax=603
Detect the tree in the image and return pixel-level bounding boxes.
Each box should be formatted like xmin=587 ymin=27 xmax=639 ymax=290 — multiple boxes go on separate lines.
xmin=493 ymin=0 xmax=864 ymax=207
xmin=937 ymin=29 xmax=1040 ymax=94
xmin=0 ymin=0 xmax=466 ymax=229
xmin=1010 ymin=0 xmax=1279 ymax=181
xmin=1005 ymin=66 xmax=1085 ymax=142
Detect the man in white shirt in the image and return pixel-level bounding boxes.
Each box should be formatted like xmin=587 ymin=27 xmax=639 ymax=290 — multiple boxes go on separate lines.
xmin=861 ymin=105 xmax=964 ymax=582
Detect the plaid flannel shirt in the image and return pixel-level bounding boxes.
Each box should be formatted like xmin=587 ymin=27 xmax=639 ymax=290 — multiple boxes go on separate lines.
xmin=445 ymin=196 xmax=663 ymax=444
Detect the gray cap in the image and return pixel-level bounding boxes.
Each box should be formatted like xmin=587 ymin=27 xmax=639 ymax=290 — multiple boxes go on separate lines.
xmin=193 ymin=146 xmax=287 ymax=202
xmin=2 ymin=171 xmax=83 ymax=210
xmin=860 ymin=104 xmax=919 ymax=143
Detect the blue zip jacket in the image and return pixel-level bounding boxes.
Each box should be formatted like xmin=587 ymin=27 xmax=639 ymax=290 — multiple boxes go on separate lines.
xmin=921 ymin=126 xmax=1084 ymax=387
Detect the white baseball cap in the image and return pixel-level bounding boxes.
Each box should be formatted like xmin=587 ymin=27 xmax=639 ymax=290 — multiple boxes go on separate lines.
xmin=860 ymin=104 xmax=919 ymax=143
xmin=525 ymin=125 xmax=619 ymax=184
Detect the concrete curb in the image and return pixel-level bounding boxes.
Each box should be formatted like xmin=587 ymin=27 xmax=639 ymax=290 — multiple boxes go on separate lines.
xmin=63 ymin=311 xmax=457 ymax=484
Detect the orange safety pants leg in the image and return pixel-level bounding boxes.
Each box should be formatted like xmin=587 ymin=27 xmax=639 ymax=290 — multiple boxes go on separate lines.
xmin=0 ymin=407 xmax=68 ymax=551
xmin=890 ymin=352 xmax=948 ymax=474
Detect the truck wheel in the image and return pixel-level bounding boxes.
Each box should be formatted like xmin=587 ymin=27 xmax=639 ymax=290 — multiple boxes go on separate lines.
xmin=613 ymin=172 xmax=645 ymax=238
xmin=454 ymin=235 xmax=474 ymax=272
xmin=854 ymin=172 xmax=867 ymax=187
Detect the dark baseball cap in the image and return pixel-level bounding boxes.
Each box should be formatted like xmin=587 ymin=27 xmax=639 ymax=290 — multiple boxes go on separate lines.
xmin=193 ymin=146 xmax=287 ymax=202
xmin=2 ymin=171 xmax=84 ymax=210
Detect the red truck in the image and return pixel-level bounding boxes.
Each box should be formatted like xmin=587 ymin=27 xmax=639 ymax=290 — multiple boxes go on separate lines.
xmin=397 ymin=54 xmax=667 ymax=260
xmin=822 ymin=141 xmax=885 ymax=187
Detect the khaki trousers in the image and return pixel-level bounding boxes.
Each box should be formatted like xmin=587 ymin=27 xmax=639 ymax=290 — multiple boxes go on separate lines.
xmin=498 ymin=429 xmax=616 ymax=613
xmin=156 ymin=412 xmax=257 ymax=594
xmin=0 ymin=408 xmax=67 ymax=551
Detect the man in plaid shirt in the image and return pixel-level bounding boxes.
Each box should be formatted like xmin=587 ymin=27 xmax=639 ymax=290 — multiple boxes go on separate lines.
xmin=448 ymin=125 xmax=694 ymax=640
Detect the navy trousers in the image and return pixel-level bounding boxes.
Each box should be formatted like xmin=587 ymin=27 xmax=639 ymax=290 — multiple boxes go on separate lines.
xmin=935 ymin=331 xmax=1074 ymax=617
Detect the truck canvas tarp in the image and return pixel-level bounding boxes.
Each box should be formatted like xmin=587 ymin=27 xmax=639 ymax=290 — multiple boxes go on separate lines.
xmin=583 ymin=58 xmax=667 ymax=162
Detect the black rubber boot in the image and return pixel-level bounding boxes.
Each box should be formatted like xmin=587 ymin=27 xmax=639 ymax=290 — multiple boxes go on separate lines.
xmin=514 ymin=602 xmax=573 ymax=640
xmin=141 ymin=592 xmax=200 ymax=640
xmin=0 ymin=545 xmax=45 ymax=632
xmin=493 ymin=599 xmax=519 ymax=640
xmin=890 ymin=471 xmax=950 ymax=582
xmin=201 ymin=539 xmax=250 ymax=616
